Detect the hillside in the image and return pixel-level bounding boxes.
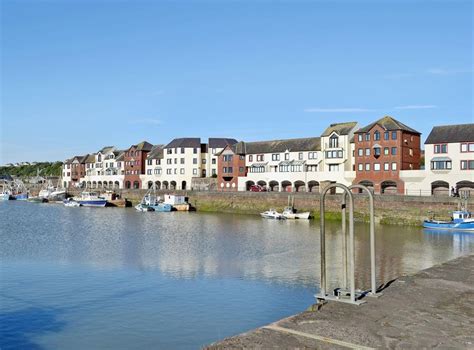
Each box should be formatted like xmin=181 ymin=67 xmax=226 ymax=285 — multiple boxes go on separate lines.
xmin=0 ymin=162 xmax=63 ymax=178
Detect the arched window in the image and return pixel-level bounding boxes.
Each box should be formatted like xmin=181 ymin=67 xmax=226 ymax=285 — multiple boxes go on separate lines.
xmin=329 ymin=134 xmax=339 ymax=148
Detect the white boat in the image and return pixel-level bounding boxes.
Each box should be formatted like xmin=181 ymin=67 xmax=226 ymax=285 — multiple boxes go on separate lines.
xmin=73 ymin=192 xmax=107 ymax=207
xmin=0 ymin=191 xmax=11 ymax=201
xmin=63 ymin=198 xmax=81 ymax=207
xmin=260 ymin=209 xmax=285 ymax=219
xmin=282 ymin=206 xmax=310 ymax=220
xmin=49 ymin=189 xmax=66 ymax=201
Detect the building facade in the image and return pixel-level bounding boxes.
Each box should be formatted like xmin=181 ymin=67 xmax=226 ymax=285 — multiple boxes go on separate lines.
xmin=354 ymin=116 xmax=421 ymax=194
xmin=217 ymin=142 xmax=247 ymax=191
xmin=124 ymin=141 xmax=153 ymax=189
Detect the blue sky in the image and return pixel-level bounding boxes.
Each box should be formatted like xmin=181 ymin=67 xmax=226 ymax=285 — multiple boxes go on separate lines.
xmin=1 ymin=0 xmax=472 ymax=163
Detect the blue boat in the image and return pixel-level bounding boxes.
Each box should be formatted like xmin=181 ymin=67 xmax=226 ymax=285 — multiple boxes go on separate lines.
xmin=135 ymin=185 xmax=173 ymax=212
xmin=423 ymin=210 xmax=474 ymax=231
xmin=14 ymin=193 xmax=29 ymax=200
xmin=74 ymin=192 xmax=108 ymax=207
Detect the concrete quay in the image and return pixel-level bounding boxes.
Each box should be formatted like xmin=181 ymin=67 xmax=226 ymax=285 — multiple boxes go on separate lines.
xmin=206 ymin=254 xmax=474 ymax=349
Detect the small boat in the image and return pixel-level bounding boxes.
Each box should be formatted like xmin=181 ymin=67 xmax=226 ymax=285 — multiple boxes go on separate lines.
xmin=135 ymin=203 xmax=153 ymax=212
xmin=423 ymin=210 xmax=474 ymax=231
xmin=260 ymin=209 xmax=285 ymax=220
xmin=74 ymin=192 xmax=108 ymax=207
xmin=136 ymin=185 xmax=174 ymax=212
xmin=28 ymin=196 xmax=48 ymax=203
xmin=0 ymin=191 xmax=11 ymax=201
xmin=282 ymin=206 xmax=310 ymax=220
xmin=13 ymin=193 xmax=29 ymax=200
xmin=63 ymin=198 xmax=81 ymax=207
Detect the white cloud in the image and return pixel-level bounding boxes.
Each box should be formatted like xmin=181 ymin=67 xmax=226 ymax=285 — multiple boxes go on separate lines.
xmin=304 ymin=108 xmax=376 ymax=113
xmin=129 ymin=118 xmax=162 ymax=125
xmin=427 ymin=68 xmax=473 ymax=75
xmin=394 ymin=105 xmax=438 ymax=110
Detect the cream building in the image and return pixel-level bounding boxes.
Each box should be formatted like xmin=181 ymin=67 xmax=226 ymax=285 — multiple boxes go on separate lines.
xmin=401 ymin=124 xmax=474 ymax=196
xmin=82 ymin=146 xmax=125 ymax=189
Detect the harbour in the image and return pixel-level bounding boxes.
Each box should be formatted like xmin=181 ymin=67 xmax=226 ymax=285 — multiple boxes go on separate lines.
xmin=1 ymin=200 xmax=473 ymax=349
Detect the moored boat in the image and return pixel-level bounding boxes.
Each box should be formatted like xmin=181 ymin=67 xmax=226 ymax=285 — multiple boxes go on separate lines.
xmin=260 ymin=209 xmax=285 ymax=220
xmin=63 ymin=198 xmax=81 ymax=207
xmin=0 ymin=191 xmax=11 ymax=201
xmin=423 ymin=210 xmax=474 ymax=231
xmin=282 ymin=206 xmax=310 ymax=220
xmin=136 ymin=185 xmax=174 ymax=212
xmin=28 ymin=196 xmax=48 ymax=203
xmin=74 ymin=192 xmax=108 ymax=207
xmin=13 ymin=193 xmax=29 ymax=200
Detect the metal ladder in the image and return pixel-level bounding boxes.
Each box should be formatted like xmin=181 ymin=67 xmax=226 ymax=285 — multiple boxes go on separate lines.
xmin=315 ymin=183 xmax=381 ymax=306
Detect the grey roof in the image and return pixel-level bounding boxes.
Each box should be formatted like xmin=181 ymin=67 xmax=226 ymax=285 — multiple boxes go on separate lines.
xmin=321 ymin=122 xmax=358 ymax=136
xmin=84 ymin=154 xmax=96 ymax=163
xmin=425 ymin=124 xmax=474 ymax=144
xmin=356 ymin=116 xmax=421 ymax=134
xmin=115 ymin=151 xmax=125 ymax=161
xmin=99 ymin=146 xmax=115 ymax=154
xmin=147 ymin=145 xmax=164 ymax=159
xmin=131 ymin=141 xmax=153 ymax=151
xmin=208 ymin=138 xmax=238 ymax=148
xmin=165 ymin=138 xmax=201 ymax=149
xmin=230 ymin=137 xmax=321 ymax=154
xmin=66 ymin=154 xmax=89 ymax=163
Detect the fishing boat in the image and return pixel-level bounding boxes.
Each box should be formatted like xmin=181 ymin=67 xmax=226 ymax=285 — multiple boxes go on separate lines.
xmin=63 ymin=198 xmax=81 ymax=207
xmin=74 ymin=192 xmax=107 ymax=207
xmin=282 ymin=206 xmax=310 ymax=220
xmin=38 ymin=179 xmax=66 ymax=201
xmin=27 ymin=196 xmax=48 ymax=203
xmin=11 ymin=179 xmax=29 ymax=200
xmin=260 ymin=209 xmax=286 ymax=220
xmin=423 ymin=210 xmax=474 ymax=231
xmin=13 ymin=193 xmax=28 ymax=200
xmin=136 ymin=184 xmax=173 ymax=212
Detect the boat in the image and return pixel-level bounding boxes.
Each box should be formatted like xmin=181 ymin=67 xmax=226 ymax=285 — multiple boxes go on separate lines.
xmin=63 ymin=198 xmax=81 ymax=207
xmin=282 ymin=206 xmax=311 ymax=220
xmin=423 ymin=210 xmax=474 ymax=231
xmin=11 ymin=180 xmax=29 ymax=200
xmin=260 ymin=209 xmax=286 ymax=219
xmin=13 ymin=193 xmax=29 ymax=200
xmin=38 ymin=179 xmax=66 ymax=201
xmin=28 ymin=196 xmax=48 ymax=203
xmin=136 ymin=185 xmax=173 ymax=212
xmin=0 ymin=191 xmax=11 ymax=201
xmin=74 ymin=192 xmax=108 ymax=207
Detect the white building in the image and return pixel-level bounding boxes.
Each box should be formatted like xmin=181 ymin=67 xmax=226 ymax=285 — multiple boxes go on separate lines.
xmin=204 ymin=138 xmax=238 ymax=177
xmin=401 ymin=124 xmax=474 ymax=196
xmin=82 ymin=146 xmax=125 ymax=189
xmin=62 ymin=154 xmax=88 ymax=188
xmin=237 ymin=122 xmax=359 ymax=192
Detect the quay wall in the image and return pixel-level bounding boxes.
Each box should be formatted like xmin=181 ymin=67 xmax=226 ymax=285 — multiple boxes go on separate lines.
xmin=64 ymin=189 xmax=472 ymax=226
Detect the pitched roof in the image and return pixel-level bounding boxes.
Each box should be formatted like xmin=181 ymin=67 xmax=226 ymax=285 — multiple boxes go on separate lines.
xmin=133 ymin=141 xmax=153 ymax=151
xmin=321 ymin=122 xmax=358 ymax=136
xmin=356 ymin=116 xmax=420 ymax=134
xmin=85 ymin=154 xmax=96 ymax=163
xmin=425 ymin=124 xmax=474 ymax=144
xmin=164 ymin=138 xmax=201 ymax=149
xmin=147 ymin=145 xmax=164 ymax=159
xmin=208 ymin=138 xmax=238 ymax=148
xmin=115 ymin=151 xmax=125 ymax=161
xmin=229 ymin=137 xmax=321 ymax=154
xmin=98 ymin=146 xmax=115 ymax=154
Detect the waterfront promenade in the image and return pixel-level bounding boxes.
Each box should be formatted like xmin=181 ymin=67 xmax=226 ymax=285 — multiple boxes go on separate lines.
xmin=207 ymin=254 xmax=474 ymax=349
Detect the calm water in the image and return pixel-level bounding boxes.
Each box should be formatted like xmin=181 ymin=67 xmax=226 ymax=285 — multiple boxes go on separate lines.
xmin=1 ymin=201 xmax=473 ymax=349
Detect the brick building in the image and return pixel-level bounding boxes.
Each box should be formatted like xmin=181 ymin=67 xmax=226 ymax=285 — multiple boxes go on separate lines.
xmin=124 ymin=141 xmax=153 ymax=189
xmin=354 ymin=116 xmax=421 ymax=194
xmin=217 ymin=142 xmax=247 ymax=191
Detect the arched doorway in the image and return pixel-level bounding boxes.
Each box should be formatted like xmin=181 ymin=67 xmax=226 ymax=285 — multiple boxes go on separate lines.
xmin=133 ymin=181 xmax=140 ymax=189
xmin=381 ymin=181 xmax=398 ymax=194
xmin=431 ymin=181 xmax=449 ymax=196
xmin=114 ymin=181 xmax=120 ymax=189
xmin=148 ymin=181 xmax=153 ymax=189
xmin=155 ymin=181 xmax=161 ymax=190
xmin=294 ymin=180 xmax=306 ymax=192
xmin=125 ymin=181 xmax=131 ymax=189
xmin=308 ymin=181 xmax=319 ymax=193
xmin=281 ymin=180 xmax=292 ymax=192
xmin=257 ymin=180 xmax=267 ymax=190
xmin=245 ymin=181 xmax=255 ymax=191
xmin=162 ymin=181 xmax=169 ymax=190
xmin=181 ymin=181 xmax=187 ymax=190
xmin=269 ymin=180 xmax=279 ymax=192
xmin=170 ymin=181 xmax=177 ymax=190
xmin=456 ymin=180 xmax=474 ymax=196
xmin=92 ymin=181 xmax=97 ymax=189
xmin=358 ymin=180 xmax=374 ymax=193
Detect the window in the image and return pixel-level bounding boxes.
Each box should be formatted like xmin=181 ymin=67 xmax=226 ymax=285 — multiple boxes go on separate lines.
xmin=211 ymin=148 xmax=216 ymax=154
xmin=461 ymin=160 xmax=474 ymax=170
xmin=202 ymin=159 xmax=206 ymax=164
xmin=365 ymin=148 xmax=370 ymax=156
xmin=239 ymin=167 xmax=244 ymax=173
xmin=249 ymin=155 xmax=253 ymax=162
xmin=431 ymin=160 xmax=452 ymax=170
xmin=257 ymin=155 xmax=264 ymax=161
xmin=358 ymin=134 xmax=363 ymax=142
xmin=181 ymin=147 xmax=185 ymax=154
xmin=409 ymin=148 xmax=413 ymax=156
xmin=193 ymin=169 xmax=198 ymax=175
xmin=365 ymin=133 xmax=370 ymax=141
xmin=223 ymin=155 xmax=233 ymax=162
xmin=384 ymin=131 xmax=389 ymax=140
xmin=384 ymin=162 xmax=389 ymax=171
xmin=374 ymin=131 xmax=380 ymax=141
xmin=384 ymin=147 xmax=389 ymax=155
xmin=461 ymin=143 xmax=474 ymax=152
xmin=391 ymin=147 xmax=397 ymax=155
xmin=167 ymin=159 xmax=172 ymax=165
xmin=174 ymin=158 xmax=177 ymax=164
xmin=239 ymin=155 xmax=245 ymax=160
xmin=309 ymin=152 xmax=318 ymax=159
xmin=193 ymin=148 xmax=198 ymax=154
xmin=193 ymin=158 xmax=198 ymax=164
xmin=167 ymin=149 xmax=172 ymax=154
xmin=174 ymin=168 xmax=177 ymax=174
xmin=279 ymin=164 xmax=289 ymax=172
xmin=374 ymin=163 xmax=381 ymax=171
xmin=391 ymin=162 xmax=397 ymax=170
xmin=154 ymin=169 xmax=161 ymax=175
xmin=180 ymin=168 xmax=185 ymax=174
xmin=374 ymin=147 xmax=381 ymax=157
xmin=329 ymin=164 xmax=339 ymax=172
xmin=212 ymin=158 xmax=216 ymax=165
xmin=358 ymin=163 xmax=363 ymax=171
xmin=166 ymin=169 xmax=172 ymax=175
xmin=391 ymin=131 xmax=397 ymax=140
xmin=358 ymin=148 xmax=363 ymax=156
xmin=365 ymin=163 xmax=370 ymax=171
xmin=329 ymin=135 xmax=339 ymax=148
xmin=285 ymin=153 xmax=289 ymax=160
xmin=181 ymin=158 xmax=185 ymax=164
xmin=272 ymin=154 xmax=280 ymax=161
xmin=307 ymin=165 xmax=318 ymax=171
xmin=147 ymin=169 xmax=152 ymax=175
xmin=326 ymin=150 xmax=343 ymax=158
xmin=434 ymin=144 xmax=448 ymax=154
xmin=174 ymin=148 xmax=177 ymax=154
xmin=298 ymin=152 xmax=303 ymax=160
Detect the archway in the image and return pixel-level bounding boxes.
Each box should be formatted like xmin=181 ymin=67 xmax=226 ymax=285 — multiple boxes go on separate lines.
xmin=162 ymin=181 xmax=169 ymax=190
xmin=133 ymin=181 xmax=140 ymax=189
xmin=431 ymin=180 xmax=449 ymax=196
xmin=269 ymin=180 xmax=279 ymax=192
xmin=281 ymin=180 xmax=292 ymax=192
xmin=257 ymin=180 xmax=267 ymax=189
xmin=181 ymin=181 xmax=187 ymax=190
xmin=456 ymin=180 xmax=474 ymax=195
xmin=308 ymin=180 xmax=319 ymax=193
xmin=155 ymin=181 xmax=161 ymax=190
xmin=114 ymin=181 xmax=120 ymax=189
xmin=170 ymin=181 xmax=177 ymax=190
xmin=87 ymin=181 xmax=91 ymax=189
xmin=381 ymin=180 xmax=398 ymax=194
xmin=294 ymin=180 xmax=306 ymax=192
xmin=358 ymin=180 xmax=374 ymax=193
xmin=97 ymin=181 xmax=102 ymax=188
xmin=147 ymin=181 xmax=153 ymax=189
xmin=245 ymin=180 xmax=255 ymax=191
xmin=109 ymin=181 xmax=113 ymax=188
xmin=125 ymin=181 xmax=131 ymax=189
xmin=92 ymin=181 xmax=97 ymax=189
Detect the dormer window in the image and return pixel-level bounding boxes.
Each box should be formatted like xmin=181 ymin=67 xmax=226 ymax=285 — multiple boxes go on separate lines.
xmin=374 ymin=131 xmax=380 ymax=141
xmin=329 ymin=135 xmax=339 ymax=148
xmin=97 ymin=154 xmax=102 ymax=162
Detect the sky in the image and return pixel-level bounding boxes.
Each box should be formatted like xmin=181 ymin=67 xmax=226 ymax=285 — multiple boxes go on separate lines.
xmin=1 ymin=0 xmax=472 ymax=164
